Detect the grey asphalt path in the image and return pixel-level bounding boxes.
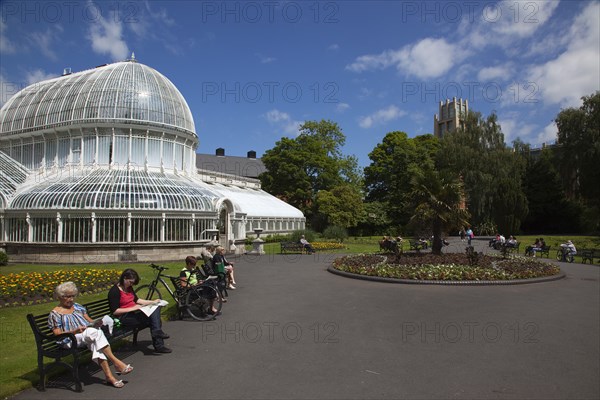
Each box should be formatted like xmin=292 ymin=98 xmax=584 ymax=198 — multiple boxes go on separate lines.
xmin=12 ymin=241 xmax=600 ymax=400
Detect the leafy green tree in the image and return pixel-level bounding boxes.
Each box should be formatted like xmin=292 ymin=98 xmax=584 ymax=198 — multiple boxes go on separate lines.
xmin=364 ymin=132 xmax=438 ymax=228
xmin=409 ymin=167 xmax=469 ymax=255
xmin=521 ymin=148 xmax=582 ymax=233
xmin=353 ymin=201 xmax=392 ymax=236
xmin=436 ymin=112 xmax=528 ymax=234
xmin=260 ymin=120 xmax=362 ymax=228
xmin=316 ymin=184 xmax=364 ymax=228
xmin=555 ymin=92 xmax=600 ymax=229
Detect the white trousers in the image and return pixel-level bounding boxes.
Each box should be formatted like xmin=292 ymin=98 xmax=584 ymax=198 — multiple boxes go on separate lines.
xmin=75 ymin=327 xmax=109 ymax=361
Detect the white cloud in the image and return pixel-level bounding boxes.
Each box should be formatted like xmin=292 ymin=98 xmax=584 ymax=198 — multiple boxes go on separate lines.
xmin=464 ymin=0 xmax=560 ymax=51
xmin=27 ymin=26 xmax=63 ymax=61
xmin=25 ymin=69 xmax=56 ymax=85
xmin=358 ymin=105 xmax=405 ymax=129
xmin=477 ymin=65 xmax=512 ymax=81
xmin=328 ymin=44 xmax=340 ymax=51
xmin=346 ymin=38 xmax=465 ymax=79
xmin=536 ymin=122 xmax=558 ymax=145
xmin=498 ymin=118 xmax=537 ymax=144
xmin=87 ymin=4 xmax=129 ymax=61
xmin=255 ymin=53 xmax=276 ymax=64
xmin=265 ymin=109 xmax=302 ymax=135
xmin=336 ymin=103 xmax=350 ymax=112
xmin=0 ymin=20 xmax=16 ymax=54
xmin=526 ymin=2 xmax=600 ymax=107
xmin=486 ymin=0 xmax=560 ymax=38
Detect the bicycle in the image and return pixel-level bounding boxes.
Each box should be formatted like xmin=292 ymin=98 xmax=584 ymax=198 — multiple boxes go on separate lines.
xmin=136 ymin=264 xmax=223 ymax=321
xmin=556 ymin=248 xmax=575 ymax=263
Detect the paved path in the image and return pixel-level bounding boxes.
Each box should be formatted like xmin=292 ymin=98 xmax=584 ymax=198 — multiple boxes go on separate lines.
xmin=13 ymin=241 xmax=600 ymax=399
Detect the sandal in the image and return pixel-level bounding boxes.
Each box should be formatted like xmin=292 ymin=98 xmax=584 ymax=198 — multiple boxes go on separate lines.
xmin=108 ymin=379 xmax=125 ymax=388
xmin=116 ymin=364 xmax=133 ymax=375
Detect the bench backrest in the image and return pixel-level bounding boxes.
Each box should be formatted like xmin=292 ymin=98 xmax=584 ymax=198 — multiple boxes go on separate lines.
xmin=83 ymin=298 xmax=113 ymax=319
xmin=27 ymin=312 xmax=60 ymax=353
xmin=168 ymin=275 xmax=186 ymax=295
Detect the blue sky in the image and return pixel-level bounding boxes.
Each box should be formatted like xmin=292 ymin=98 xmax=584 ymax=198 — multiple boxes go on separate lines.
xmin=1 ymin=1 xmax=599 ymax=167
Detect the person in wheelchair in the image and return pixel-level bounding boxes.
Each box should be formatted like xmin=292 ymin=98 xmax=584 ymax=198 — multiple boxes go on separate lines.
xmin=180 ymin=256 xmax=220 ymax=314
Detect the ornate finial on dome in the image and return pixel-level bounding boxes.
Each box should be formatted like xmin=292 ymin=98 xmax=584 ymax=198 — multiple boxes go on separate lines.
xmin=128 ymin=52 xmax=137 ymax=62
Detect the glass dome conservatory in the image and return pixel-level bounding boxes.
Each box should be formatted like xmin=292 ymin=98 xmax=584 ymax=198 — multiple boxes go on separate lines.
xmin=0 ymin=58 xmax=305 ymax=262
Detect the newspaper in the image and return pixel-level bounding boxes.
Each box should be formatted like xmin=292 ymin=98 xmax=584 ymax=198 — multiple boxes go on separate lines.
xmin=139 ymin=300 xmax=169 ymax=317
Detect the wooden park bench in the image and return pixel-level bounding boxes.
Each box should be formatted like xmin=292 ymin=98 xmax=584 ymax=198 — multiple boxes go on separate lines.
xmin=538 ymin=245 xmax=551 ymax=258
xmin=580 ymin=249 xmax=600 ymax=264
xmin=27 ymin=297 xmax=146 ymax=392
xmin=280 ymin=241 xmax=308 ymax=254
xmin=501 ymin=242 xmax=520 ymax=254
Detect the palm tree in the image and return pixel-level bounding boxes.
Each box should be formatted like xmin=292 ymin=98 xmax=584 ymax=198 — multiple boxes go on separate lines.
xmin=409 ymin=167 xmax=470 ymax=255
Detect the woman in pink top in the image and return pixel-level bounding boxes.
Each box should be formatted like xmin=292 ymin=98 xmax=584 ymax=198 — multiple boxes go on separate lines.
xmin=108 ymin=269 xmax=171 ymax=353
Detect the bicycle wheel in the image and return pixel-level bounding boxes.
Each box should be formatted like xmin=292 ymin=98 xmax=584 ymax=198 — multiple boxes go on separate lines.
xmin=186 ymin=285 xmax=221 ymax=321
xmin=136 ymin=285 xmax=162 ymax=301
xmin=567 ymin=253 xmax=574 ymax=263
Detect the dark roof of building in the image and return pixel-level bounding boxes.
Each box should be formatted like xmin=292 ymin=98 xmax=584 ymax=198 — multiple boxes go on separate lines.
xmin=195 ymin=152 xmax=266 ymax=179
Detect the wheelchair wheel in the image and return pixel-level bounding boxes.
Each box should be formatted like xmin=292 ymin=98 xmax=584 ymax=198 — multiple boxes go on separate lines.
xmin=556 ymin=250 xmax=563 ymax=261
xmin=186 ymin=285 xmax=221 ymax=321
xmin=136 ymin=285 xmax=162 ymax=301
xmin=566 ymin=253 xmax=574 ymax=263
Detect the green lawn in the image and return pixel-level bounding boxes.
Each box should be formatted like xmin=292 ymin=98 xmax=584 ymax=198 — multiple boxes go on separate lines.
xmin=1 ymin=235 xmax=598 ymax=398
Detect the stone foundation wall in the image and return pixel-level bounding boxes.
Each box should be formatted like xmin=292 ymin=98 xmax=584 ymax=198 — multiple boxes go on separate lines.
xmin=5 ymin=242 xmax=246 ymax=264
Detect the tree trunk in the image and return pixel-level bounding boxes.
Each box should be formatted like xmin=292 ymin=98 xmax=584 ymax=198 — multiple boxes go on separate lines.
xmin=432 ymin=217 xmax=443 ymax=255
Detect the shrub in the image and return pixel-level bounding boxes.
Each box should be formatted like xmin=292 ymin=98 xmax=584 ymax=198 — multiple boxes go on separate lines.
xmin=322 ymin=226 xmax=348 ymax=242
xmin=289 ymin=229 xmax=317 ymax=243
xmin=0 ymin=251 xmax=8 ymax=266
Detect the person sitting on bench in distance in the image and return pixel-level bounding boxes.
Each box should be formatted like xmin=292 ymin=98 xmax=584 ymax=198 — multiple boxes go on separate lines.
xmin=559 ymin=240 xmax=577 ymax=260
xmin=212 ymin=246 xmax=238 ymax=290
xmin=300 ymin=235 xmax=315 ymax=254
xmin=108 ymin=269 xmax=171 ymax=354
xmin=49 ymin=282 xmax=133 ymax=388
xmin=199 ymin=245 xmax=215 ymax=270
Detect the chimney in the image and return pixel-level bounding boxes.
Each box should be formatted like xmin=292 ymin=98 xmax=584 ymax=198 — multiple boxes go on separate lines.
xmin=216 ymin=148 xmax=225 ymax=156
xmin=247 ymin=150 xmax=256 ymax=159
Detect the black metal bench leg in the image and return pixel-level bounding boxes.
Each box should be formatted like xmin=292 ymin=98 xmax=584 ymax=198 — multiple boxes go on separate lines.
xmin=72 ymin=354 xmax=83 ymax=392
xmin=37 ymin=354 xmax=46 ymax=391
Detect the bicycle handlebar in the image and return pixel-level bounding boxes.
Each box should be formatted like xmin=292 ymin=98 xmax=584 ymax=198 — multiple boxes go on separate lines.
xmin=150 ymin=263 xmax=168 ymax=271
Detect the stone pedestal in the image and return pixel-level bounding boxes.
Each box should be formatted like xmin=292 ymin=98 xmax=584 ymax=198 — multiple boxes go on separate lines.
xmin=250 ymin=238 xmax=265 ymax=255
xmin=247 ymin=228 xmax=265 ymax=255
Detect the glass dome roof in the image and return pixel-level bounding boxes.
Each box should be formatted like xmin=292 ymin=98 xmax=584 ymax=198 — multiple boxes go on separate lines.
xmin=0 ymin=151 xmax=28 ymax=206
xmin=0 ymin=60 xmax=196 ymax=137
xmin=11 ymin=169 xmax=219 ymax=212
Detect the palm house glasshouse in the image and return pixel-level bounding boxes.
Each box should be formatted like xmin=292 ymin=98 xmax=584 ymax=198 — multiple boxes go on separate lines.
xmin=0 ymin=57 xmax=305 ymax=262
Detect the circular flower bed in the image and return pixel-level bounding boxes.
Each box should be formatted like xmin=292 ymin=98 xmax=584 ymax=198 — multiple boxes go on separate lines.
xmin=332 ymin=253 xmax=561 ymax=281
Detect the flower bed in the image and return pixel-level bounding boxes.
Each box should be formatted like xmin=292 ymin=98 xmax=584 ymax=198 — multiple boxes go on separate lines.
xmin=312 ymin=242 xmax=346 ymax=251
xmin=0 ymin=269 xmax=121 ymax=307
xmin=332 ymin=253 xmax=560 ymax=281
